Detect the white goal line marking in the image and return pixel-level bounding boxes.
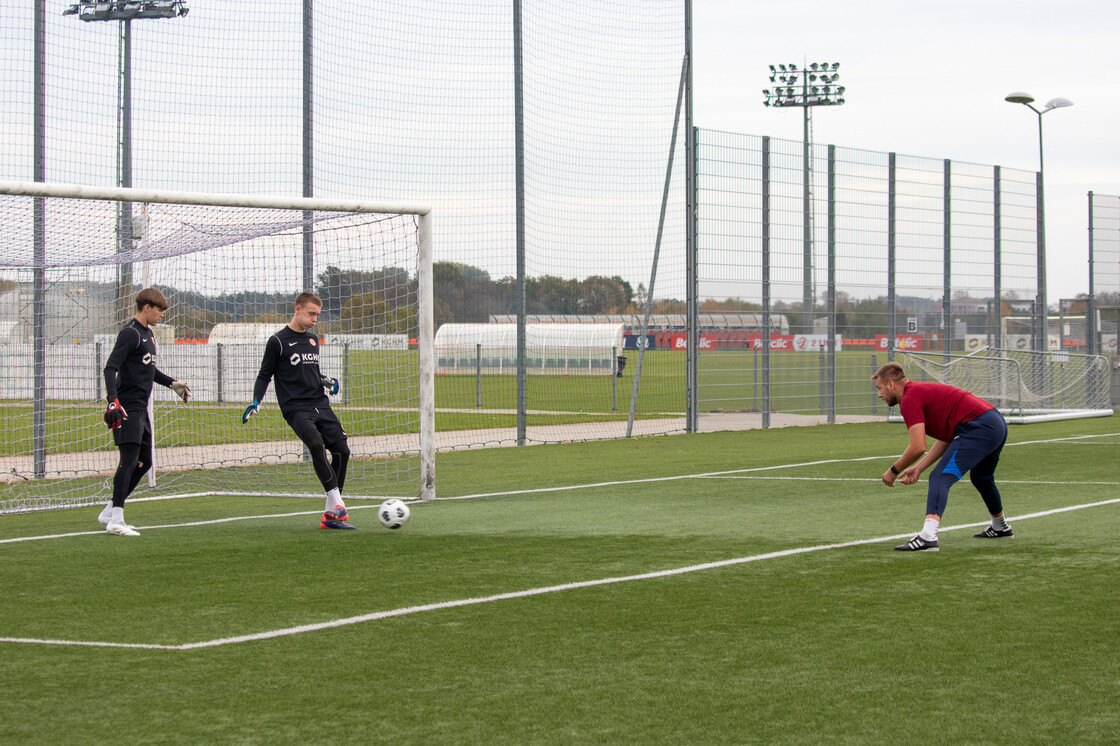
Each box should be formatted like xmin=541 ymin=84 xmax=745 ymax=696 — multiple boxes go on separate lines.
xmin=700 ymin=476 xmax=1120 ymax=486
xmin=431 ymin=431 xmax=1120 ymax=502
xmin=3 ymin=496 xmax=1118 ymax=651
xmin=2 ymin=432 xmax=1116 ymax=544
xmin=0 ymin=504 xmax=382 ymax=545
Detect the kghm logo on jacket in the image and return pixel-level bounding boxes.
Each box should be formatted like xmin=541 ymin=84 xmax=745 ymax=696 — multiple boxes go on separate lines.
xmin=289 ymin=352 xmax=320 ymax=366
xmin=142 ymin=352 xmax=153 ymax=365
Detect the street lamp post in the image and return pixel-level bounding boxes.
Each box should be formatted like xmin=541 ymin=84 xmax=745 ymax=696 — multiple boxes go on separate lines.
xmin=64 ymin=1 xmax=189 ymax=322
xmin=764 ymin=62 xmax=845 ymax=334
xmin=1004 ymin=91 xmax=1072 ymax=353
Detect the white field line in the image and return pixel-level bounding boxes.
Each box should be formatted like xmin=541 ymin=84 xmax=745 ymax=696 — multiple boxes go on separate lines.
xmin=0 ymin=503 xmax=380 ymax=545
xmin=8 ymin=501 xmax=1120 ymax=649
xmin=2 ymin=431 xmax=1117 ymax=649
xmin=702 ymin=476 xmax=1120 ymax=485
xmin=4 ymin=497 xmax=1120 ymax=651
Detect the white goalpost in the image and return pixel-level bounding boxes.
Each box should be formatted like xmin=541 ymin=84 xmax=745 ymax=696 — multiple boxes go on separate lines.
xmin=0 ymin=181 xmax=434 ymax=514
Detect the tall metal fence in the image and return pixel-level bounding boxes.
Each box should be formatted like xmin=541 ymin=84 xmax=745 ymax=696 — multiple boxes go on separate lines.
xmin=0 ymin=4 xmax=1106 ymax=454
xmin=695 ymin=129 xmax=1050 ymax=421
xmin=1088 ymin=193 xmax=1120 ymax=406
xmin=2 ymin=1 xmax=688 ymax=449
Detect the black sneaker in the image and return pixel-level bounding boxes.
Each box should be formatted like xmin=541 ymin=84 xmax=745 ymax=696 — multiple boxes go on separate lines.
xmin=973 ymin=525 xmax=1013 ymax=539
xmin=894 ymin=535 xmax=939 ymax=552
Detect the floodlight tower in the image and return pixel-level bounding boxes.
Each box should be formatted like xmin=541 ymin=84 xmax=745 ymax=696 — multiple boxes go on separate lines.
xmin=764 ymin=62 xmax=845 ymax=333
xmin=1004 ymin=91 xmax=1073 ymax=352
xmin=63 ymin=1 xmax=189 ymax=321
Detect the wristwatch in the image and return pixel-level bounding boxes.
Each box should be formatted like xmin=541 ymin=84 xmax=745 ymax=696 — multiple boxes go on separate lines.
xmin=889 ymin=464 xmax=901 ymax=475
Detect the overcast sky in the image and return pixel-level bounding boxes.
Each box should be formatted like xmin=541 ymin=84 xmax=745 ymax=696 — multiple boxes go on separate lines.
xmin=691 ymin=0 xmax=1120 ymax=300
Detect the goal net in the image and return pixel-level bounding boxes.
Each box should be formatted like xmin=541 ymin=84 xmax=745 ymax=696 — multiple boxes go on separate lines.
xmin=894 ymin=347 xmax=1113 ymax=424
xmin=0 ymin=181 xmax=434 ymax=515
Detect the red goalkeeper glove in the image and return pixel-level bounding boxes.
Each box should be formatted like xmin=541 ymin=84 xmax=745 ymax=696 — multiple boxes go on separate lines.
xmin=103 ymin=399 xmax=128 ymax=430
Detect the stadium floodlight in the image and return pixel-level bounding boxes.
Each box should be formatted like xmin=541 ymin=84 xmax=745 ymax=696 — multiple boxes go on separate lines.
xmin=762 ymin=60 xmax=846 ymax=333
xmin=63 ymin=0 xmax=188 ymax=20
xmin=64 ymin=0 xmax=189 ymax=323
xmin=1005 ymin=90 xmax=1074 ymax=352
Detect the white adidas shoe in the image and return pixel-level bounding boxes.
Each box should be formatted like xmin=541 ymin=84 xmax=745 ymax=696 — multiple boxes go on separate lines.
xmin=106 ymin=523 xmax=140 ymax=537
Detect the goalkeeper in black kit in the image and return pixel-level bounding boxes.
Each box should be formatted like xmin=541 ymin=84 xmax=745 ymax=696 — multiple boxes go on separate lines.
xmin=243 ymin=291 xmax=354 ymax=529
xmin=99 ymin=287 xmax=192 ymax=537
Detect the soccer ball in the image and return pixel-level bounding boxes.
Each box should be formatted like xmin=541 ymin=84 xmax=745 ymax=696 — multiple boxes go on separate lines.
xmin=377 ymin=499 xmax=411 ymax=530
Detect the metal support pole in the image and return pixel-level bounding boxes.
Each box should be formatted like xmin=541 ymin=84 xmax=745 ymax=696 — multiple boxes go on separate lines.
xmin=943 ymin=159 xmax=952 ymax=362
xmin=611 ymin=345 xmax=618 ymax=413
xmin=33 ymin=0 xmax=47 ymax=477
xmin=826 ymin=144 xmax=836 ymax=423
xmin=871 ymin=354 xmax=878 ymax=415
xmin=683 ymin=0 xmax=697 ymax=433
xmin=302 ymin=0 xmax=314 ymax=291
xmin=761 ymin=136 xmax=771 ymax=428
xmin=117 ymin=19 xmax=134 ymax=326
xmin=802 ymin=105 xmax=813 ymax=335
xmin=216 ymin=343 xmax=223 ymax=403
xmin=1036 ymin=170 xmax=1047 ymax=352
xmin=887 ymin=153 xmax=896 ymax=362
xmin=994 ymin=165 xmax=1002 ymax=349
xmin=1087 ymin=191 xmax=1096 ymax=356
xmin=513 ymin=0 xmax=527 ymax=446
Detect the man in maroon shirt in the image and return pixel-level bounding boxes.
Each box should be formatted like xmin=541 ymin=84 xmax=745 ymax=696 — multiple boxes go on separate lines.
xmin=872 ymin=362 xmax=1013 ymax=552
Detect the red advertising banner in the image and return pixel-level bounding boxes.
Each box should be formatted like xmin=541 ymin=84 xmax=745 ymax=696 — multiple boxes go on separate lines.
xmin=874 ymin=334 xmax=923 ymax=351
xmin=671 ymin=335 xmax=717 ymax=350
xmin=744 ymin=334 xmax=842 ymax=351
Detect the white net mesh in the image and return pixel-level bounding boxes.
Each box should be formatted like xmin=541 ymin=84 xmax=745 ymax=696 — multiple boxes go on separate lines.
xmin=0 ymin=186 xmax=430 ymax=514
xmin=896 ymin=348 xmax=1112 ymax=422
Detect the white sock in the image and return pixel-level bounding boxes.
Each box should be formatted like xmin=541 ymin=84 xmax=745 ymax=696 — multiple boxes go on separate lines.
xmin=325 ymin=488 xmax=343 ymax=511
xmin=991 ymin=513 xmax=1009 ymax=531
xmin=920 ymin=518 xmax=939 ymax=541
xmin=111 ymin=507 xmax=124 ymax=525
xmin=98 ymin=502 xmax=113 ymax=521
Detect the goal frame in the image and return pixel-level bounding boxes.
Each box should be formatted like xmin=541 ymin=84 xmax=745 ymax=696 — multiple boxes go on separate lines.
xmin=890 ymin=346 xmax=1113 ymax=425
xmin=0 ymin=180 xmax=435 ymax=506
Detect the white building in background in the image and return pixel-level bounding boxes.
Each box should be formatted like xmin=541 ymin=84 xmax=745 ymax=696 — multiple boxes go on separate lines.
xmin=436 ymin=322 xmax=625 ymax=376
xmin=7 ymin=283 xmax=118 ymax=344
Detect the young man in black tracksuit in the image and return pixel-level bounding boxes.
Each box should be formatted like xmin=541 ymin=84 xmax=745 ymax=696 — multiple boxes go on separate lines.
xmin=243 ymin=291 xmax=353 ymax=529
xmin=99 ymin=287 xmax=192 ymax=536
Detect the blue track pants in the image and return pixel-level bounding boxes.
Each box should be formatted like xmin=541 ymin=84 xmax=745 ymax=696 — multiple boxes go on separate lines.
xmin=925 ymin=408 xmax=1008 ymax=519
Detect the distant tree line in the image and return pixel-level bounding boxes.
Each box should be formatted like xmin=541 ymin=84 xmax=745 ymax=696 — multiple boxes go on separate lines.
xmin=156 ymin=262 xmax=643 ymax=339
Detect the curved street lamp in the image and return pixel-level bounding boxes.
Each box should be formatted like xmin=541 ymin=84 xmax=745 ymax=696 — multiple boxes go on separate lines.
xmin=1004 ymin=91 xmax=1073 ymax=352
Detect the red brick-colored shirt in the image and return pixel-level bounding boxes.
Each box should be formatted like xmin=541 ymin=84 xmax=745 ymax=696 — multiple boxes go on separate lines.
xmin=899 ymin=380 xmax=995 ymax=442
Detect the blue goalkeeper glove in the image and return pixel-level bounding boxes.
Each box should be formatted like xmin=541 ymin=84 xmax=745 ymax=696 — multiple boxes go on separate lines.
xmin=103 ymin=398 xmax=128 ymax=431
xmin=320 ymin=376 xmax=340 ymax=395
xmin=242 ymin=400 xmax=260 ymax=424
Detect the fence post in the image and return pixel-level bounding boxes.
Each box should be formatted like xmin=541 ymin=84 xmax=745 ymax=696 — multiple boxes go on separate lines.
xmin=827 ymin=143 xmax=837 ymax=424
xmin=818 ymin=348 xmax=826 ymax=414
xmin=216 ymin=343 xmax=223 ymax=403
xmin=476 ymin=342 xmax=482 ymax=410
xmin=95 ymin=341 xmax=103 ymax=402
xmin=871 ymin=354 xmax=878 ymax=415
xmin=752 ymin=344 xmax=758 ymax=411
xmin=761 ymin=135 xmax=771 ymax=428
xmin=611 ymin=345 xmax=618 ymax=413
xmin=343 ymin=343 xmax=351 ymax=407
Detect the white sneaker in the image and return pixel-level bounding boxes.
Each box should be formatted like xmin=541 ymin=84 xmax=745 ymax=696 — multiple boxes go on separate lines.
xmin=106 ymin=523 xmax=140 ymax=537
xmin=98 ymin=511 xmax=135 ymax=530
